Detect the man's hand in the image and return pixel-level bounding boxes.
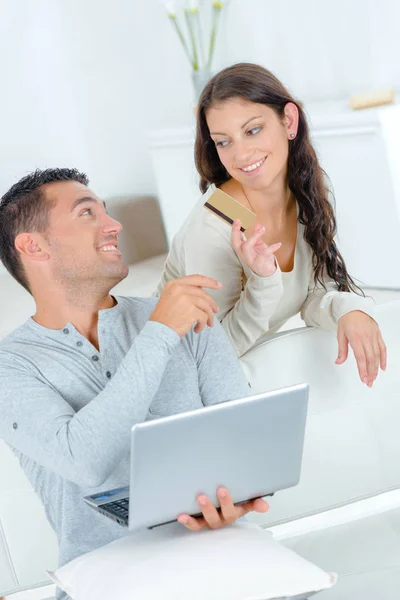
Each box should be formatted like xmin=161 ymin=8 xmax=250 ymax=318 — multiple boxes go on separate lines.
xmin=336 ymin=310 xmax=387 ymax=387
xmin=149 ymin=275 xmax=223 ymax=338
xmin=231 ymin=219 xmax=281 ymax=278
xmin=177 ymin=487 xmax=269 ymax=531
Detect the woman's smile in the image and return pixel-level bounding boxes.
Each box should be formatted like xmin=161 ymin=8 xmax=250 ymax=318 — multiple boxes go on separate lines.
xmin=238 ymin=156 xmax=267 ymax=176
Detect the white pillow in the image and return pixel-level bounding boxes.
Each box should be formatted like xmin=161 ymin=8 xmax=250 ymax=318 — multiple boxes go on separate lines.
xmin=48 ymin=521 xmax=337 ymax=600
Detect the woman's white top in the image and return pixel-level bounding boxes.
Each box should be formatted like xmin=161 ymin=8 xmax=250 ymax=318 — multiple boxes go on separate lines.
xmin=155 ymin=185 xmax=375 ymax=357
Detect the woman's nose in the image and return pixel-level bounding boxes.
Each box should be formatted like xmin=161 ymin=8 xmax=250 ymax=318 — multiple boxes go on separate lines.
xmin=233 ymin=139 xmax=255 ymax=165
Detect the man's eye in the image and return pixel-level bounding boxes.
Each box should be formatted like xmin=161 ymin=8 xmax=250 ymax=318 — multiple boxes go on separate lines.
xmin=247 ymin=126 xmax=262 ymax=136
xmin=81 ymin=208 xmax=93 ymax=216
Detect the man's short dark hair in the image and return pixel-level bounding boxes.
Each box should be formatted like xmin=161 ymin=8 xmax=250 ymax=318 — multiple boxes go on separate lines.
xmin=0 ymin=168 xmax=89 ymax=292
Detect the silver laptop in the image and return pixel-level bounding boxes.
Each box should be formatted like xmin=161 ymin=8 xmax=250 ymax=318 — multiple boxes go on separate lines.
xmin=84 ymin=383 xmax=308 ymax=531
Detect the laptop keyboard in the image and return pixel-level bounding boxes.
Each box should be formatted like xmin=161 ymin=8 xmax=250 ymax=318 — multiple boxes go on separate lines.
xmin=100 ymin=498 xmax=129 ymax=526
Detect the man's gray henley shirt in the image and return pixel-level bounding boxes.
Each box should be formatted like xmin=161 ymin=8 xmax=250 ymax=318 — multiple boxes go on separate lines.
xmin=0 ymin=296 xmax=250 ymax=599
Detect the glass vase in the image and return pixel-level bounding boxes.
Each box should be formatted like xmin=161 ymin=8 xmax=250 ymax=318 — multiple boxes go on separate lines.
xmin=191 ymin=68 xmax=213 ymax=101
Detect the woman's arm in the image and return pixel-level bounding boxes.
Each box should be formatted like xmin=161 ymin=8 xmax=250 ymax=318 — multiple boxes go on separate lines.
xmin=300 ymin=270 xmax=386 ymax=386
xmin=300 ymin=271 xmax=376 ymax=330
xmin=155 ymin=212 xmax=284 ymax=357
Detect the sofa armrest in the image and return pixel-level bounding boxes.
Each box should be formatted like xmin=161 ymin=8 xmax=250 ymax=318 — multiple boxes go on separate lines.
xmin=241 ymin=300 xmax=400 ymax=529
xmin=243 ymin=325 xmax=314 ymax=354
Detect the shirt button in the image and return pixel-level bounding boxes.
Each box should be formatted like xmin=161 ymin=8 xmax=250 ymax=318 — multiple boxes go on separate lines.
xmin=76 ymin=341 xmax=83 ymax=347
xmin=13 ymin=422 xmax=18 ymax=430
xmin=63 ymin=328 xmax=70 ymax=335
xmin=92 ymin=355 xmax=99 ymax=362
xmin=106 ymin=371 xmax=112 ymax=379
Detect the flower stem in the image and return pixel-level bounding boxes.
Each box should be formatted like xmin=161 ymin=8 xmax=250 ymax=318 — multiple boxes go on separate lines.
xmin=184 ymin=9 xmax=199 ymax=71
xmin=194 ymin=12 xmax=205 ymax=68
xmin=169 ymin=15 xmax=193 ymax=68
xmin=207 ymin=5 xmax=222 ymax=70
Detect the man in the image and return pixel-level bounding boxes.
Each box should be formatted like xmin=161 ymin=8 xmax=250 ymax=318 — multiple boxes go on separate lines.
xmin=0 ymin=169 xmax=268 ymax=599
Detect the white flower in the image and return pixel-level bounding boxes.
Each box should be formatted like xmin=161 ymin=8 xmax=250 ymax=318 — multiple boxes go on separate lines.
xmin=186 ymin=0 xmax=200 ymax=9
xmin=157 ymin=0 xmax=226 ymax=71
xmin=158 ymin=0 xmax=179 ymax=16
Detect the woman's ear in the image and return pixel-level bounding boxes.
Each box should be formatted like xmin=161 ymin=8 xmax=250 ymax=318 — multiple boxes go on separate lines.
xmin=284 ymin=102 xmax=299 ymax=140
xmin=14 ymin=233 xmax=50 ymax=261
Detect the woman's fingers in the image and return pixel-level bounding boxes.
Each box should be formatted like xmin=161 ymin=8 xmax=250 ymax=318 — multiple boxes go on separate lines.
xmin=232 ymin=221 xmax=264 ymax=255
xmin=245 ymin=224 xmax=266 ymax=249
xmin=350 ymin=337 xmax=380 ymax=386
xmin=245 ymin=228 xmax=281 ymax=257
xmin=232 ymin=220 xmax=282 ymax=255
xmin=378 ymin=332 xmax=387 ymax=371
xmin=231 ymin=220 xmax=281 ymax=277
xmin=265 ymin=242 xmax=282 ymax=254
xmin=373 ymin=341 xmax=381 ymax=379
xmin=345 ymin=332 xmax=387 ymax=387
xmin=351 ymin=340 xmax=369 ymax=384
xmin=231 ymin=219 xmax=244 ymax=252
xmin=336 ymin=328 xmax=349 ymax=364
xmin=363 ymin=340 xmax=379 ymax=385
xmin=242 ymin=227 xmax=280 ymax=257
xmin=337 ymin=312 xmax=387 ymax=386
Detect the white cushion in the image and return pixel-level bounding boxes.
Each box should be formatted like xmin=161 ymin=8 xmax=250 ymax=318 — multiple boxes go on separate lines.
xmin=48 ymin=522 xmax=336 ymax=600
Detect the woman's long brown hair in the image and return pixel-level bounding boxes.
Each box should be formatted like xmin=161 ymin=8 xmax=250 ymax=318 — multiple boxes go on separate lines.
xmin=195 ymin=62 xmax=362 ymax=293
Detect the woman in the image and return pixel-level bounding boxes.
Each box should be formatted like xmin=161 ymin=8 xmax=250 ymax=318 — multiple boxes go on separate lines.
xmin=155 ymin=63 xmax=386 ymax=387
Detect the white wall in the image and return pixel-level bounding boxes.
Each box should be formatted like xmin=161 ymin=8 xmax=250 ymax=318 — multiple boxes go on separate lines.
xmin=0 ymin=0 xmax=398 ymax=200
xmin=218 ymin=0 xmax=400 ymax=103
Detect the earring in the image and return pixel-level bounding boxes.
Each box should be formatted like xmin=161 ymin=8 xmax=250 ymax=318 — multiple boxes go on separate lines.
xmin=290 ymin=133 xmax=296 ymax=139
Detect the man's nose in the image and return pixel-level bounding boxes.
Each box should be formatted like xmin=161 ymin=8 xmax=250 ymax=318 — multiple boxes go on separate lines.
xmin=102 ymin=214 xmax=123 ymax=234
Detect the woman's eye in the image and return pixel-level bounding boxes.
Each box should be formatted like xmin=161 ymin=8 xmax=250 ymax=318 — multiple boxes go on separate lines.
xmin=215 ymin=139 xmax=229 ymax=148
xmin=247 ymin=126 xmax=262 ymax=136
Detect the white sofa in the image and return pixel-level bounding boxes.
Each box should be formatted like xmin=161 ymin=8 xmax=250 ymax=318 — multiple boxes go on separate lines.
xmin=1 ymin=258 xmax=400 ymax=600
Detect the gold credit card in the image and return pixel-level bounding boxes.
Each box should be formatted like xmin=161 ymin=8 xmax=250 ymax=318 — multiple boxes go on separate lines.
xmin=204 ymin=188 xmax=256 ymax=232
